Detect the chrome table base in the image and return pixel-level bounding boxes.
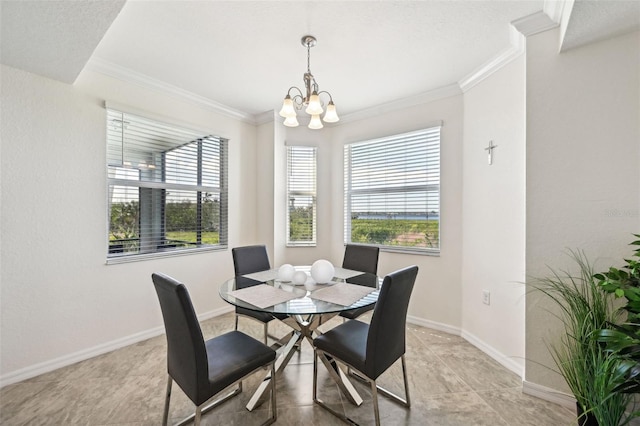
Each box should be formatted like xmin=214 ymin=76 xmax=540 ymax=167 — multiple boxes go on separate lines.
xmin=245 ymin=312 xmax=364 ymax=411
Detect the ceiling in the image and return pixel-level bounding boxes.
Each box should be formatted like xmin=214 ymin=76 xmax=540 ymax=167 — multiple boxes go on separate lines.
xmin=2 ymin=0 xmax=639 ymax=121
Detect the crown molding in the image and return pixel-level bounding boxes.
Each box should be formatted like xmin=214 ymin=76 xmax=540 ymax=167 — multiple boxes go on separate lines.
xmin=458 ymin=26 xmax=525 ymax=93
xmin=254 ymin=110 xmax=276 ymax=126
xmin=459 ymin=10 xmax=559 ymax=93
xmin=84 ymin=57 xmax=255 ymax=124
xmin=338 ymin=84 xmax=462 ymax=125
xmin=511 ymin=10 xmax=558 ymax=37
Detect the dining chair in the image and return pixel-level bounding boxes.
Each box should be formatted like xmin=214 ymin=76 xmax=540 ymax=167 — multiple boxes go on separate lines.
xmin=313 ymin=265 xmax=418 ymax=426
xmin=232 ymin=245 xmax=287 ymax=345
xmin=152 ymin=273 xmax=277 ymax=426
xmin=339 ymin=244 xmax=380 ymax=320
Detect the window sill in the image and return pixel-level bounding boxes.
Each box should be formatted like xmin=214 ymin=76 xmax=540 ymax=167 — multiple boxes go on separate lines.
xmin=380 ymin=247 xmax=440 ymax=256
xmin=106 ymin=245 xmax=227 ymax=265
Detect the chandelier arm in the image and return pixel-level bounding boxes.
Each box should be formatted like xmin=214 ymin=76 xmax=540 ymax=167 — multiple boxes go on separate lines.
xmin=287 ymin=86 xmax=304 ymax=98
xmin=286 ymin=86 xmax=305 ymax=109
xmin=316 ymin=90 xmax=334 ymax=103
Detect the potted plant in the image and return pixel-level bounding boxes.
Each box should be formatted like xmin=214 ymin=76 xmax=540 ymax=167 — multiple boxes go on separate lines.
xmin=532 ymin=250 xmax=634 ymax=426
xmin=595 ymin=235 xmax=640 ymax=410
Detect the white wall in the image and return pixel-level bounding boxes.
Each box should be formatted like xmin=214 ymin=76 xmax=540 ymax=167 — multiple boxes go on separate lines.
xmin=330 ymin=95 xmax=465 ymax=329
xmin=461 ymin=54 xmax=526 ymax=375
xmin=0 ymin=65 xmax=258 ymax=384
xmin=525 ymin=29 xmax=640 ymax=393
xmin=256 ymin=118 xmax=276 ymax=259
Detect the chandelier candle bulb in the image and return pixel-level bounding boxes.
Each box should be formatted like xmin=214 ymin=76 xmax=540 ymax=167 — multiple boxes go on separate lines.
xmin=323 ymin=102 xmax=339 ymax=123
xmin=305 ymin=92 xmax=323 ymax=115
xmin=308 ymin=114 xmax=323 ymax=130
xmin=283 ymin=116 xmax=299 ymax=127
xmin=279 ymin=95 xmax=296 ymax=118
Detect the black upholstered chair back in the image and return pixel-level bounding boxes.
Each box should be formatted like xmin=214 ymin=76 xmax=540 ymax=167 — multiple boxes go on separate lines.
xmin=232 ymin=245 xmax=271 ymax=276
xmin=152 ymin=273 xmax=209 ymax=405
xmin=342 ymin=244 xmax=380 ymax=275
xmin=365 ymin=265 xmax=418 ymax=379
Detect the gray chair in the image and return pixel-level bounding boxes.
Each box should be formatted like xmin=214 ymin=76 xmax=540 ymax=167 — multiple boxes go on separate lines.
xmin=313 ymin=265 xmax=418 ymax=425
xmin=232 ymin=245 xmax=287 ymax=345
xmin=152 ymin=272 xmax=277 ymax=426
xmin=339 ymin=244 xmax=380 ymax=320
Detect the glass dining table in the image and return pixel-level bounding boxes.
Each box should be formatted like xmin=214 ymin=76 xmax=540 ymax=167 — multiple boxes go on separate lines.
xmin=219 ymin=266 xmax=381 ymax=411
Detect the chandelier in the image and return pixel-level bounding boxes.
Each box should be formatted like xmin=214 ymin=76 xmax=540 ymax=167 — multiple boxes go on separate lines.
xmin=279 ymin=35 xmax=339 ymax=129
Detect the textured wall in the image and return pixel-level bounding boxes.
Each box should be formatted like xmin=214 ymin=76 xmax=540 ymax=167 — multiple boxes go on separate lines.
xmin=461 ymin=54 xmax=526 ymax=375
xmin=0 ymin=65 xmax=257 ymax=384
xmin=329 ymin=94 xmax=465 ymax=329
xmin=525 ymin=29 xmax=640 ymax=392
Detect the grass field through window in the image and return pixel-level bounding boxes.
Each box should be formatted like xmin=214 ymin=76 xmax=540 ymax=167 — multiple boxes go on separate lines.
xmin=350 ymin=218 xmax=439 ymax=249
xmin=166 ymin=231 xmax=219 ymax=244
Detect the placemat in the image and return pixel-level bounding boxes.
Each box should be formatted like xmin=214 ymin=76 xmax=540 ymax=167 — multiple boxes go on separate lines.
xmin=309 ymin=282 xmax=375 ymax=306
xmin=242 ymin=269 xmax=279 ymax=282
xmin=228 ymin=284 xmax=300 ymax=309
xmin=332 ymin=267 xmax=364 ymax=280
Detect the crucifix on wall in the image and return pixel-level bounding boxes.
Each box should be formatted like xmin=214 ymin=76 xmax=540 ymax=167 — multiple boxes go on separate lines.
xmin=484 ymin=140 xmax=498 ymax=165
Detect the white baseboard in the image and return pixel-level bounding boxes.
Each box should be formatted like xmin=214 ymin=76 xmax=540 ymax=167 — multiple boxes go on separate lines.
xmin=407 ymin=314 xmax=462 ymax=336
xmin=409 ymin=316 xmax=577 ymax=411
xmin=0 ymin=305 xmax=234 ymax=388
xmin=460 ymin=330 xmax=524 ymax=378
xmin=522 ymin=380 xmax=576 ymax=409
xmin=198 ymin=305 xmax=234 ymax=322
xmin=407 ymin=315 xmax=524 ymax=378
xmin=2 ymin=305 xmax=570 ymax=409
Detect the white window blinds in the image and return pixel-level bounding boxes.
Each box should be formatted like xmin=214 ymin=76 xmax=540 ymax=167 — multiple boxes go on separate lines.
xmin=107 ymin=108 xmax=228 ymax=262
xmin=286 ymin=146 xmax=317 ymax=246
xmin=344 ymin=126 xmax=441 ymax=253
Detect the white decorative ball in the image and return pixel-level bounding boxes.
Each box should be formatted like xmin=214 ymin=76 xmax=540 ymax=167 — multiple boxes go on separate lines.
xmin=292 ymin=270 xmax=308 ymax=285
xmin=311 ymin=259 xmax=335 ymax=284
xmin=277 ymin=264 xmax=295 ymax=282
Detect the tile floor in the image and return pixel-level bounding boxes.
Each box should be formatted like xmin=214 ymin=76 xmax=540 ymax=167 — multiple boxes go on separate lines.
xmin=0 ymin=312 xmax=578 ymax=425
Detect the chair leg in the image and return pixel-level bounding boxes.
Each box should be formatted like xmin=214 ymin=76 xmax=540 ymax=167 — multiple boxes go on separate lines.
xmin=370 ymin=379 xmax=381 ymax=426
xmin=348 ymin=355 xmax=411 ymax=408
xmin=162 ymin=376 xmax=172 ymax=426
xmin=194 ymin=406 xmax=202 ymax=426
xmin=235 ymin=314 xmax=239 ymax=330
xmin=263 ymin=323 xmax=268 ymax=345
xmin=401 ymin=354 xmax=411 ymax=407
xmin=268 ymin=362 xmax=277 ymax=425
xmin=313 ymin=350 xmax=362 ymax=424
xmin=175 ymin=384 xmax=243 ymax=426
xmin=312 ymin=349 xmax=318 ymax=402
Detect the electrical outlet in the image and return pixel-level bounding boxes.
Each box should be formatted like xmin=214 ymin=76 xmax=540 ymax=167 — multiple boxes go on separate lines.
xmin=482 ymin=290 xmax=490 ymax=305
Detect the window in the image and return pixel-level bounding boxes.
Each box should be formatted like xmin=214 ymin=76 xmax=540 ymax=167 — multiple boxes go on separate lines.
xmin=344 ymin=126 xmax=441 ymax=253
xmin=286 ymin=146 xmax=317 ymax=246
xmin=107 ymin=108 xmax=227 ymax=262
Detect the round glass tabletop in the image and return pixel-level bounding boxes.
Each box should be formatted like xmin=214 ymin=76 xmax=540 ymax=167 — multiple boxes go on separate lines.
xmin=219 ymin=266 xmax=381 ymax=316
